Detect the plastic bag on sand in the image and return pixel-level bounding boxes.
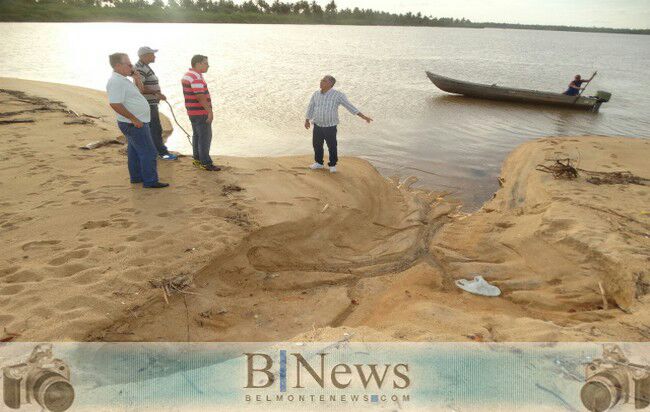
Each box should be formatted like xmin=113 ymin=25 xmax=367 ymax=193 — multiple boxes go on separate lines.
xmin=455 ymin=275 xmax=501 ymax=297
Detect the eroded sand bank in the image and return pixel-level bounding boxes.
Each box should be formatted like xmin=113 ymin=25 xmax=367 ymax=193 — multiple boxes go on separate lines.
xmin=0 ymin=78 xmax=648 ymax=342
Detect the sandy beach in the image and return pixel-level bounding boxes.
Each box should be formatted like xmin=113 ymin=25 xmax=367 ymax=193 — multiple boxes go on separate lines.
xmin=1 ymin=78 xmax=648 ymax=342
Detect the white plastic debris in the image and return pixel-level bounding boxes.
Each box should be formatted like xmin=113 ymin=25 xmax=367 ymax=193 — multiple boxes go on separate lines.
xmin=455 ymin=275 xmax=501 ymax=297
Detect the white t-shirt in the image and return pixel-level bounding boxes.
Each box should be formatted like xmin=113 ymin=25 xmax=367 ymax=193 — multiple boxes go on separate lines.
xmin=106 ymin=71 xmax=151 ymax=123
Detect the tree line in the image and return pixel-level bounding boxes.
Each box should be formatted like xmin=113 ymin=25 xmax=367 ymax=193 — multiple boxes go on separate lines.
xmin=1 ymin=0 xmax=648 ymax=34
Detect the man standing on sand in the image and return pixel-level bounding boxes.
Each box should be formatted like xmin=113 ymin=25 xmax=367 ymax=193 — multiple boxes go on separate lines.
xmin=305 ymin=75 xmax=372 ymax=173
xmin=135 ymin=46 xmax=177 ymax=161
xmin=106 ymin=52 xmax=168 ymax=188
xmin=181 ymin=55 xmax=220 ymax=171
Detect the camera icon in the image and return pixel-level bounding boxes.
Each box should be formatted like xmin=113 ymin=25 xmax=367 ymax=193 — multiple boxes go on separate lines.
xmin=581 ymin=344 xmax=650 ymax=412
xmin=3 ymin=343 xmax=75 ymax=412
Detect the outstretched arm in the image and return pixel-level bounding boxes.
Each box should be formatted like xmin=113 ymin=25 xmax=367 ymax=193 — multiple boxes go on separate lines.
xmin=340 ymin=93 xmax=373 ymax=123
xmin=356 ymin=112 xmax=373 ymax=123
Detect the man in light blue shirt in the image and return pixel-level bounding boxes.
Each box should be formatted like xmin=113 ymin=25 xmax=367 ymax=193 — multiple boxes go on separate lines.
xmin=106 ymin=52 xmax=168 ymax=188
xmin=304 ymin=75 xmax=372 ymax=173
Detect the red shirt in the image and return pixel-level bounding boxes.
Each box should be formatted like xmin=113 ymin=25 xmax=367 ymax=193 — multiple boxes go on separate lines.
xmin=181 ymin=69 xmax=211 ymax=117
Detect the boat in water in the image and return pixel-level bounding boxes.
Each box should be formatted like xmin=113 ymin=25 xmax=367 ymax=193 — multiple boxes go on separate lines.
xmin=426 ymin=71 xmax=611 ymax=111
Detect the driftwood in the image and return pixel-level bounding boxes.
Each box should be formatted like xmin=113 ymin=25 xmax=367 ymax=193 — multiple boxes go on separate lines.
xmin=537 ymin=158 xmax=648 ymax=186
xmin=536 ymin=158 xmax=578 ymax=180
xmin=0 ymin=119 xmax=35 ymax=125
xmin=64 ymin=118 xmax=94 ymax=126
xmin=598 ymin=281 xmax=608 ymax=310
xmin=80 ymin=139 xmax=123 ymax=150
xmin=0 ymin=107 xmax=57 ymax=118
xmin=580 ymin=169 xmax=648 ymax=186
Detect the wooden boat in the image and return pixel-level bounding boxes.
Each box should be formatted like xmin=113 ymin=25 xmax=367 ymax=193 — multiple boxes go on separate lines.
xmin=426 ymin=71 xmax=610 ymax=111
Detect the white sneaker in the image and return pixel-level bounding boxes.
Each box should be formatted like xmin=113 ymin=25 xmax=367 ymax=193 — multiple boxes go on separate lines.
xmin=329 ymin=166 xmax=337 ymax=173
xmin=309 ymin=163 xmax=324 ymax=170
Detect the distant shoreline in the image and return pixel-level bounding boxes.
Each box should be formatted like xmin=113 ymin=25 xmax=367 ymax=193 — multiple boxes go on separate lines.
xmin=1 ymin=2 xmax=648 ymax=36
xmin=2 ymin=19 xmax=649 ymax=36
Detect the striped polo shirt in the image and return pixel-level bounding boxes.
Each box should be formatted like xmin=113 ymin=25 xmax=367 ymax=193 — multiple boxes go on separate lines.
xmin=181 ymin=68 xmax=211 ymax=117
xmin=134 ymin=61 xmax=161 ymax=105
xmin=305 ymin=89 xmax=360 ymax=127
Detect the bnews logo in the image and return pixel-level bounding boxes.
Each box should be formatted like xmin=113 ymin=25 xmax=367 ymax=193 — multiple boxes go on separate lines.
xmin=244 ymin=350 xmax=411 ymax=392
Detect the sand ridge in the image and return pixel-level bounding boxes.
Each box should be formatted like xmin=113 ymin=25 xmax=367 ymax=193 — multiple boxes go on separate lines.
xmin=1 ymin=78 xmax=649 ymax=342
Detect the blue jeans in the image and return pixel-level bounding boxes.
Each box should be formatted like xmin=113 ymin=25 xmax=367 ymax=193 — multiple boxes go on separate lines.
xmin=117 ymin=121 xmax=159 ymax=187
xmin=149 ymin=104 xmax=169 ymax=156
xmin=190 ymin=115 xmax=213 ymax=165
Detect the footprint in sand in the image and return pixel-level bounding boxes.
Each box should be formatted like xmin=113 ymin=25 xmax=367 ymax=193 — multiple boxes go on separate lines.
xmin=110 ymin=218 xmax=134 ymax=228
xmin=82 ymin=220 xmax=110 ymax=229
xmin=30 ymin=307 xmax=52 ymax=319
xmin=21 ymin=240 xmax=61 ymax=251
xmin=48 ymin=249 xmax=90 ymax=266
xmin=35 ymin=200 xmax=63 ymax=209
xmin=50 ymin=263 xmax=89 ymax=278
xmin=126 ymin=230 xmax=164 ymax=242
xmin=0 ymin=266 xmax=20 ymax=277
xmin=0 ymin=284 xmax=25 ymax=296
xmin=5 ymin=269 xmax=44 ymax=283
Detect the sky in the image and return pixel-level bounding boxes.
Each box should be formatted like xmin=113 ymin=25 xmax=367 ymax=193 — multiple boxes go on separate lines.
xmin=324 ymin=0 xmax=650 ymax=29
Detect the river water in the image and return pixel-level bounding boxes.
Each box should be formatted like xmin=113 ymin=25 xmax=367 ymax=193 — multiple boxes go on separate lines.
xmin=2 ymin=23 xmax=649 ymax=208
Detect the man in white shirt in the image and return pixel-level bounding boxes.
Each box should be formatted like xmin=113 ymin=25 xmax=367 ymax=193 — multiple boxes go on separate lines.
xmin=106 ymin=52 xmax=168 ymax=188
xmin=304 ymin=75 xmax=372 ymax=173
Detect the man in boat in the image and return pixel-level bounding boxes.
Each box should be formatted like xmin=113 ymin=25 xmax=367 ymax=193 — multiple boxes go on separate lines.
xmin=563 ymin=74 xmax=591 ymax=96
xmin=304 ymin=75 xmax=372 ymax=173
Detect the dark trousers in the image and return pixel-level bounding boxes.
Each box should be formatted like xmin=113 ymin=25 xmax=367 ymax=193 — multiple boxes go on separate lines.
xmin=117 ymin=122 xmax=159 ymax=186
xmin=190 ymin=115 xmax=213 ymax=165
xmin=312 ymin=125 xmax=338 ymax=167
xmin=148 ymin=104 xmax=169 ymax=156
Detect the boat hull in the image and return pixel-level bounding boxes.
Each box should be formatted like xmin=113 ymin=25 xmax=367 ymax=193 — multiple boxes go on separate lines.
xmin=426 ymin=71 xmax=604 ymax=111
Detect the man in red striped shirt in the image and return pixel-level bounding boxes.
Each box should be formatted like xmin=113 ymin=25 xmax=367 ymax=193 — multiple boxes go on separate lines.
xmin=181 ymin=55 xmax=220 ymax=171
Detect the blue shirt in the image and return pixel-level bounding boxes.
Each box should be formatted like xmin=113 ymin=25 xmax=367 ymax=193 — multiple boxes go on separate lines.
xmin=564 ymin=79 xmax=584 ymax=96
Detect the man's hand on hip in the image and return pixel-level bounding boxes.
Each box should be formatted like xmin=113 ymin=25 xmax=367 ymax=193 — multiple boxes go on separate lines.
xmin=133 ymin=119 xmax=143 ymax=128
xmin=206 ymin=111 xmax=214 ymax=124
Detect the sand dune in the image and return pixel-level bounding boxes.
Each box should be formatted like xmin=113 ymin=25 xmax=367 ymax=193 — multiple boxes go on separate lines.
xmin=0 ymin=78 xmax=648 ymax=342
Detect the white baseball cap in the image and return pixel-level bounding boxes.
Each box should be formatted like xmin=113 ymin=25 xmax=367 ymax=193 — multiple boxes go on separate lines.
xmin=137 ymin=46 xmax=159 ymax=57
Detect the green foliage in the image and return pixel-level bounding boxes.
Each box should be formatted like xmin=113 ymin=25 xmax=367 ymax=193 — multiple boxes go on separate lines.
xmin=0 ymin=0 xmax=648 ymax=34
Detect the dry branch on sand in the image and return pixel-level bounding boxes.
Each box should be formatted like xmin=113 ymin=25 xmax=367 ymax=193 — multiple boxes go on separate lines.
xmin=149 ymin=275 xmax=194 ymax=304
xmin=536 ymin=158 xmax=578 ymax=180
xmin=537 ymin=158 xmax=648 ymax=185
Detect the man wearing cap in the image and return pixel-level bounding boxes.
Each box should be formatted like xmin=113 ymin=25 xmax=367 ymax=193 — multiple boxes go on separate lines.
xmin=135 ymin=46 xmax=177 ymax=160
xmin=106 ymin=52 xmax=168 ymax=188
